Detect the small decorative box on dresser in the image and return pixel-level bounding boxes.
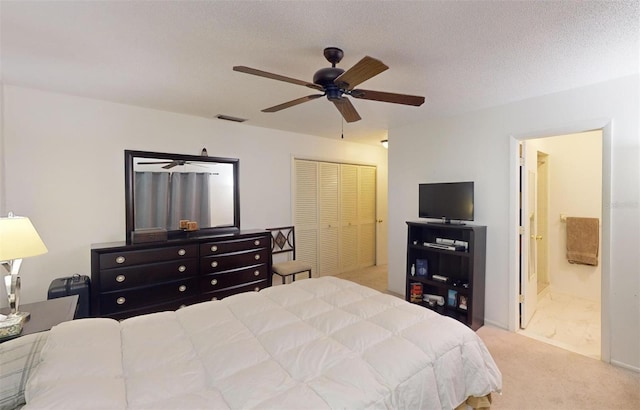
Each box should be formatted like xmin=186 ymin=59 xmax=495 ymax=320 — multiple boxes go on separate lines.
xmin=91 ymin=230 xmax=271 ymax=320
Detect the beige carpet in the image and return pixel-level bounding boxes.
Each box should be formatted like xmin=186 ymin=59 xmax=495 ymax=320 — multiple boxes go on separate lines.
xmin=478 ymin=325 xmax=639 ymax=410
xmin=333 ymin=265 xmax=640 ymax=410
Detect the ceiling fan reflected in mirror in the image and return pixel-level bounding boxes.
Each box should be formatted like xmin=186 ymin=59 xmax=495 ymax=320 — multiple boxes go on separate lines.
xmin=136 ymin=160 xmax=216 ymax=171
xmin=137 ymin=160 xmax=190 ymax=169
xmin=233 ymin=47 xmax=425 ymax=123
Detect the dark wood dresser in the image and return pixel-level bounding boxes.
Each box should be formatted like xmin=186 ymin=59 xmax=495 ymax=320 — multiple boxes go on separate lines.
xmin=90 ymin=230 xmax=271 ymax=320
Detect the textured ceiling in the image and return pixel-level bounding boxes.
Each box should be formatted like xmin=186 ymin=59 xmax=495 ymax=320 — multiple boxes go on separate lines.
xmin=1 ymin=1 xmax=638 ymax=146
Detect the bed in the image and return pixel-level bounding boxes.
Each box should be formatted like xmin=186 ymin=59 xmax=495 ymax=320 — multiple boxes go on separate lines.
xmin=2 ymin=277 xmax=501 ymax=409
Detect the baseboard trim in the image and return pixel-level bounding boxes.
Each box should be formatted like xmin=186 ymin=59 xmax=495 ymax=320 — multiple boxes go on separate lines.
xmin=611 ymin=360 xmax=640 ymax=373
xmin=483 ymin=318 xmax=508 ymax=330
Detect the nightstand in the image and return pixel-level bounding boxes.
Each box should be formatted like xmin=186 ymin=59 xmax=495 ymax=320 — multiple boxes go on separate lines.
xmin=0 ymin=295 xmax=78 ymax=341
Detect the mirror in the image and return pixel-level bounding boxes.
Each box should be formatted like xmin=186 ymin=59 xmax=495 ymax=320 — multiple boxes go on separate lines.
xmin=125 ymin=150 xmax=240 ymax=243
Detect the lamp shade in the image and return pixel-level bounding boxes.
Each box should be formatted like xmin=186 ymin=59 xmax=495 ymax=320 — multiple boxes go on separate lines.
xmin=0 ymin=216 xmax=48 ymax=261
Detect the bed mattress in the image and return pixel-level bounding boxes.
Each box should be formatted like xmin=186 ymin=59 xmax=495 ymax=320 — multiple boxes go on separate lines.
xmin=23 ymin=277 xmax=501 ymax=409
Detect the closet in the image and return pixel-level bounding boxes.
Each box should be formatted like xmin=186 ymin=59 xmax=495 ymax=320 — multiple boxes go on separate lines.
xmin=294 ymin=159 xmax=376 ymax=276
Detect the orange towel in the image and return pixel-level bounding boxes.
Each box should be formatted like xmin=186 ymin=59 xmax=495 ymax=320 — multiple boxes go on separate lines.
xmin=566 ymin=217 xmax=599 ymax=266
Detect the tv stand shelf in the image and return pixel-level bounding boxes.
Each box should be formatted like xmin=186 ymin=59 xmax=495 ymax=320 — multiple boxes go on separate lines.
xmin=410 ymin=243 xmax=470 ymax=255
xmin=406 ymin=221 xmax=486 ymax=330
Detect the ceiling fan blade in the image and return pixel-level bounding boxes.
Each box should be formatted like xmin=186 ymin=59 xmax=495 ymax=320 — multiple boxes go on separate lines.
xmin=233 ymin=66 xmax=323 ymax=91
xmin=350 ymin=89 xmax=425 ymax=106
xmin=162 ymin=163 xmax=178 ymax=169
xmin=332 ymin=98 xmax=361 ymax=123
xmin=334 ymin=56 xmax=388 ymax=90
xmin=138 ymin=161 xmax=172 ymax=165
xmin=262 ymin=94 xmax=324 ymax=113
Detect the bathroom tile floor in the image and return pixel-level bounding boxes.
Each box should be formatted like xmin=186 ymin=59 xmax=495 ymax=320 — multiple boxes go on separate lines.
xmin=519 ymin=289 xmax=601 ymax=359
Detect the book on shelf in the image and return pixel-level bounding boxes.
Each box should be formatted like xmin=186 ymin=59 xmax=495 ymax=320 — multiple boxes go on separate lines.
xmin=410 ymin=282 xmax=423 ymax=303
xmin=415 ymin=259 xmax=428 ymax=277
xmin=447 ymin=289 xmax=458 ymax=307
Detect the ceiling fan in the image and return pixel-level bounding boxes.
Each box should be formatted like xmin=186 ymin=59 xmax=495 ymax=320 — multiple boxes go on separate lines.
xmin=233 ymin=47 xmax=425 ymax=123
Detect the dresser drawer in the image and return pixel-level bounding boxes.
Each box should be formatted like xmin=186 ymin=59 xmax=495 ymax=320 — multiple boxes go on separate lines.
xmin=200 ymin=249 xmax=269 ymax=273
xmin=99 ymin=277 xmax=198 ymax=314
xmin=99 ymin=259 xmax=198 ymax=292
xmin=203 ymin=280 xmax=268 ymax=301
xmin=103 ymin=296 xmax=200 ymax=321
xmin=201 ymin=265 xmax=268 ymax=293
xmin=200 ymin=235 xmax=268 ymax=256
xmin=99 ymin=244 xmax=198 ymax=269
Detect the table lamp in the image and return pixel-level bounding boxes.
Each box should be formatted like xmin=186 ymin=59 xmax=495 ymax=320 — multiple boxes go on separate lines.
xmin=0 ymin=212 xmax=48 ymax=320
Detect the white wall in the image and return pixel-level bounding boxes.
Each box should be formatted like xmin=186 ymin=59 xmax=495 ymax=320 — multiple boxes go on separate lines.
xmin=529 ymin=131 xmax=602 ymax=301
xmin=0 ymin=85 xmax=388 ymax=306
xmin=389 ymin=75 xmax=639 ymax=371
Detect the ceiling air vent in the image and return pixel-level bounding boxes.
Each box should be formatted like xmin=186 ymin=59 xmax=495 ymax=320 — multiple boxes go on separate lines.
xmin=216 ymin=114 xmax=248 ymax=123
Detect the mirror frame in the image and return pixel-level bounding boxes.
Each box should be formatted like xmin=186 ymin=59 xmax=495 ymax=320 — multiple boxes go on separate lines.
xmin=125 ymin=149 xmax=240 ymax=243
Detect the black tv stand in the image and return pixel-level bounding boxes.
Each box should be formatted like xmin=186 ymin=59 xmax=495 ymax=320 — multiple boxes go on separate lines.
xmin=405 ymin=221 xmax=486 ymax=330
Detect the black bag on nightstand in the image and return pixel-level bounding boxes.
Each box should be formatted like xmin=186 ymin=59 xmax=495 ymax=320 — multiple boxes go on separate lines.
xmin=47 ymin=274 xmax=91 ymax=318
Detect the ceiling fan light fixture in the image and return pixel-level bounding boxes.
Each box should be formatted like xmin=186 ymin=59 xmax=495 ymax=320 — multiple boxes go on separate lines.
xmin=381 ymin=139 xmax=388 ymax=148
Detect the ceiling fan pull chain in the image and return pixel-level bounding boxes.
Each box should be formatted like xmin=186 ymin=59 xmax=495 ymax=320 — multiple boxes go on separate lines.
xmin=341 ymin=117 xmax=344 ymax=139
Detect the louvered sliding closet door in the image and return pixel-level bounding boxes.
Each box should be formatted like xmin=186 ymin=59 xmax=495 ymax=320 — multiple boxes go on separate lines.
xmin=340 ymin=164 xmax=359 ymax=271
xmin=294 ymin=160 xmax=318 ymax=275
xmin=318 ymin=162 xmax=340 ymax=276
xmin=294 ymin=159 xmax=376 ymax=277
xmin=358 ymin=166 xmax=377 ymax=267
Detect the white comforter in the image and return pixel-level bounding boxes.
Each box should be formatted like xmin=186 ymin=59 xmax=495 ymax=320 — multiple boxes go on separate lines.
xmin=24 ymin=277 xmax=501 ymax=409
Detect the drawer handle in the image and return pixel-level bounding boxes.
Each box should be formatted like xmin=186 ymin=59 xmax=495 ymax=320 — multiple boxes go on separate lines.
xmin=210 ymin=279 xmax=218 ymax=286
xmin=178 ymin=265 xmax=186 ymax=273
xmin=254 ymin=270 xmax=260 ymax=276
xmin=254 ymin=254 xmax=260 ymax=260
xmin=178 ymin=285 xmax=187 ymax=292
xmin=116 ymin=297 xmax=126 ymax=305
xmin=115 ymin=256 xmax=125 ymax=264
xmin=254 ymin=240 xmax=260 ymax=246
xmin=211 ymin=261 xmax=218 ymax=268
xmin=254 ymin=287 xmax=260 ymax=292
xmin=210 ymin=245 xmax=218 ymax=252
xmin=211 ymin=296 xmax=218 ymax=301
xmin=116 ymin=275 xmax=126 ymax=283
xmin=178 ymin=248 xmax=186 ymax=256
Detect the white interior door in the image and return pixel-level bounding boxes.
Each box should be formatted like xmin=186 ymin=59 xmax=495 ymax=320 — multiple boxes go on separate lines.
xmin=357 ymin=166 xmax=376 ymax=267
xmin=318 ymin=162 xmax=340 ymax=276
xmin=294 ymin=160 xmax=319 ymax=275
xmin=521 ymin=142 xmax=539 ymax=328
xmin=340 ymin=164 xmax=358 ymax=271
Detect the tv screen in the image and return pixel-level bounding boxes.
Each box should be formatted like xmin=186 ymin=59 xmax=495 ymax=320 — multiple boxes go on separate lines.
xmin=419 ymin=182 xmax=474 ymax=223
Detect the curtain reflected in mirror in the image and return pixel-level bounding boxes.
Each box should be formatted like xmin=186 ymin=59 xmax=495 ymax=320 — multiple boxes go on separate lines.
xmin=135 ymin=172 xmax=211 ymax=230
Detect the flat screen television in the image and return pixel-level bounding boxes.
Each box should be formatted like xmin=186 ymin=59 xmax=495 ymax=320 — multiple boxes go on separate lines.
xmin=419 ymin=181 xmax=474 ymax=224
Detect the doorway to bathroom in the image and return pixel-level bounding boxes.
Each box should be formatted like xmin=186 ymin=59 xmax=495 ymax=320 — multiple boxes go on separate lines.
xmin=517 ymin=129 xmax=603 ymax=360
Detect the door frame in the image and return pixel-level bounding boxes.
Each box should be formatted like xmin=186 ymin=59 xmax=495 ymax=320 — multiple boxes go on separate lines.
xmin=508 ymin=119 xmax=612 ymax=363
xmin=535 ymin=152 xmax=550 ymax=294
xmin=520 ymin=141 xmax=539 ymax=329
